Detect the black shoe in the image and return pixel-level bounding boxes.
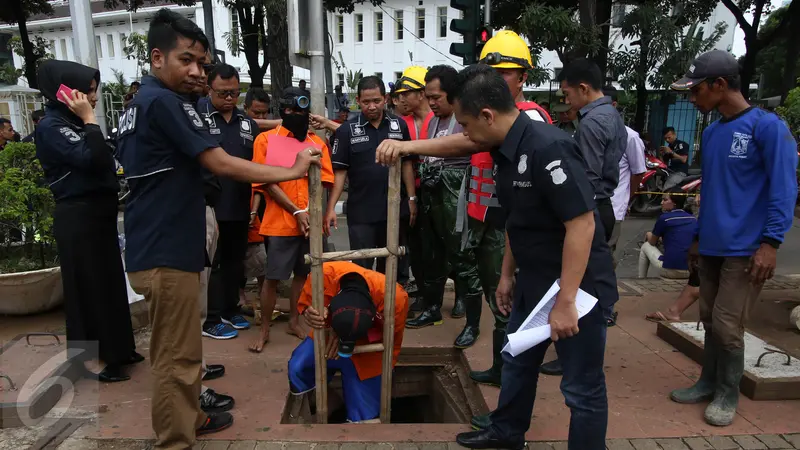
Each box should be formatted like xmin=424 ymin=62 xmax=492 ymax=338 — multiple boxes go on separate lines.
xmin=85 ymin=365 xmax=130 ymax=383
xmin=406 ymin=306 xmax=443 ymax=329
xmin=454 ymin=325 xmax=480 ymax=349
xmin=124 ymin=351 xmax=145 ymax=365
xmin=451 ymin=297 xmax=466 ymax=318
xmin=607 ymin=310 xmax=619 ymax=327
xmin=540 ymin=359 xmax=563 ymax=376
xmin=470 ymin=414 xmax=491 ymax=430
xmin=408 ymin=298 xmax=425 ymax=314
xmin=202 ymin=364 xmax=226 ymax=381
xmin=200 ymin=388 xmax=235 ymax=414
xmin=196 ymin=411 xmax=234 ymax=435
xmin=456 ymin=428 xmax=525 ymax=450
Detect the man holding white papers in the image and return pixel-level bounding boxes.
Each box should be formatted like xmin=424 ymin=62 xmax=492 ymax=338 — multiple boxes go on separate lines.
xmin=451 ymin=66 xmax=617 ymax=450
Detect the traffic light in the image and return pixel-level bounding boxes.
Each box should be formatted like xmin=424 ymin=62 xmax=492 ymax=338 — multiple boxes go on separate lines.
xmin=449 ymin=0 xmax=482 ymax=65
xmin=475 ymin=26 xmax=492 ymax=61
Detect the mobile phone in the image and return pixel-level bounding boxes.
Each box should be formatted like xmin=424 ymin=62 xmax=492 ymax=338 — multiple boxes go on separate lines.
xmin=56 ymin=84 xmax=74 ymax=104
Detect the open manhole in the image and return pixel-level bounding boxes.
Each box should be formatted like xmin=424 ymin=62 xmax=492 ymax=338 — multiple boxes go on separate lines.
xmin=281 ymin=348 xmax=488 ymax=424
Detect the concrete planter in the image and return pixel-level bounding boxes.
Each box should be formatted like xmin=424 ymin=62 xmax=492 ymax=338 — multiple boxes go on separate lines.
xmin=0 ymin=266 xmax=64 ymax=315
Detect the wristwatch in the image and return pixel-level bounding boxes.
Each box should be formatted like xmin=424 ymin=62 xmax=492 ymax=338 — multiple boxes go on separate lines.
xmin=408 ymin=196 xmax=417 ymax=202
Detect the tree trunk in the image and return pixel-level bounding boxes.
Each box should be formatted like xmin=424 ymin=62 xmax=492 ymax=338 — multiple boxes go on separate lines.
xmin=634 ymin=35 xmax=650 ymax=132
xmin=267 ymin=0 xmax=293 ymax=106
xmin=740 ymin=40 xmax=758 ymax=99
xmin=593 ymin=0 xmax=613 ymax=81
xmin=239 ymin=5 xmax=267 ymax=88
xmin=10 ymin=1 xmax=37 ymax=89
xmin=577 ymin=0 xmax=597 ymax=60
xmin=780 ymin=13 xmax=799 ymax=102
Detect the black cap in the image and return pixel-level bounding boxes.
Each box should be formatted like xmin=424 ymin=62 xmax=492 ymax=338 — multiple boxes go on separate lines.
xmin=671 ymin=50 xmax=740 ymax=91
xmin=329 ymin=273 xmax=376 ymax=358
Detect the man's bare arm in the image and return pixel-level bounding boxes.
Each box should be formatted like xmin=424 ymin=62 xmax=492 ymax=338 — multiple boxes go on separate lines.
xmin=199 ymin=146 xmax=318 ymax=184
xmin=265 ymin=184 xmax=301 ymax=214
xmin=376 ymin=133 xmax=484 ymax=165
xmin=557 ymin=210 xmax=595 ymax=303
xmin=254 ymin=118 xmax=282 ymax=130
xmin=500 ymin=232 xmax=516 ymax=277
xmin=325 ymin=169 xmax=348 ymax=215
xmin=401 ymin=160 xmax=416 ymax=198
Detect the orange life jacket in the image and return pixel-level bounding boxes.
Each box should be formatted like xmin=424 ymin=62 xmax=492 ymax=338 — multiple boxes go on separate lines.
xmin=403 ymin=111 xmax=434 ymax=189
xmin=467 ymin=101 xmax=553 ymax=222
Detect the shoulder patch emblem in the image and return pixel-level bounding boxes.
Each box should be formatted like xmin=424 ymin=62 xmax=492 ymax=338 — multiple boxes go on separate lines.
xmin=241 ymin=120 xmax=251 ymax=133
xmin=351 ymin=123 xmax=366 ymax=137
xmin=182 ymin=103 xmax=206 ymax=130
xmin=389 ymin=119 xmax=400 ymax=131
xmin=546 ymin=160 xmax=567 ymax=185
xmin=332 ymin=138 xmax=339 ymax=155
xmin=59 ymin=126 xmax=81 ymax=143
xmin=517 ymin=154 xmax=528 ymax=174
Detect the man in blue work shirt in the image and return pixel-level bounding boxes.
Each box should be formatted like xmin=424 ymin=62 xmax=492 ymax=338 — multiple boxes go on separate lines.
xmin=199 ymin=63 xmax=257 ymax=339
xmin=117 ymin=9 xmax=320 ymax=449
xmin=668 ymin=50 xmax=798 ymax=427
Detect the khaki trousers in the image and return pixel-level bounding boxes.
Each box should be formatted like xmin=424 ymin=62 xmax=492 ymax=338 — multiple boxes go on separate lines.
xmin=129 ymin=268 xmax=206 ymax=450
xmin=698 ymin=255 xmax=763 ymax=350
xmin=199 ymin=206 xmax=219 ymax=387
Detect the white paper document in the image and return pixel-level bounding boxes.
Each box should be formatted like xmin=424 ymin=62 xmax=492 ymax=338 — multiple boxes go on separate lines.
xmin=501 ymin=280 xmax=598 ymax=357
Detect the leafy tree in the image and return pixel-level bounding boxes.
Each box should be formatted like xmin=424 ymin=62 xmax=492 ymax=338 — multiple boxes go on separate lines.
xmin=610 ymin=0 xmax=720 ymax=130
xmin=0 ymin=0 xmax=54 ymax=89
xmin=777 ymin=82 xmax=800 ymax=139
xmin=122 ymin=32 xmax=149 ymax=79
xmin=753 ymin=5 xmax=800 ymax=101
xmin=516 ymin=2 xmax=601 ymax=66
xmin=0 ymin=142 xmax=55 ymax=269
xmin=720 ymin=0 xmax=800 ymax=98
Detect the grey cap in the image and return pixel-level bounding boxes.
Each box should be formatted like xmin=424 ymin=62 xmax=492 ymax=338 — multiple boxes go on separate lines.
xmin=671 ymin=50 xmax=740 ymax=91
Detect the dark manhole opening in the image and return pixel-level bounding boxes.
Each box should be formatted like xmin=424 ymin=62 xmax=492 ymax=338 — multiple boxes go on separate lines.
xmin=281 ymin=348 xmax=488 ymax=424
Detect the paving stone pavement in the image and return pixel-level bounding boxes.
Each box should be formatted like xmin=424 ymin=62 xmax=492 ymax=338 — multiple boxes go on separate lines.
xmin=48 ymin=435 xmax=800 ymax=450
xmin=618 ymin=276 xmax=799 ymax=294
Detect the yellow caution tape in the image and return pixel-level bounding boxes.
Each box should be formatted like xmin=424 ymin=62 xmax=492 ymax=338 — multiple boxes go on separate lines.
xmin=635 ymin=191 xmax=698 ymax=196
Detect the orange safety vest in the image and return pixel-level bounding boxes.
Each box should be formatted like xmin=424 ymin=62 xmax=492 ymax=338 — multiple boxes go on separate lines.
xmin=467 ymin=101 xmax=553 ymax=222
xmin=403 ymin=111 xmax=434 ymax=188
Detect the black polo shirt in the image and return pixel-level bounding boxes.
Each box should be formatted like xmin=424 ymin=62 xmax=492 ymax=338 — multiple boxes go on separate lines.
xmin=331 ymin=112 xmax=413 ymax=224
xmin=197 ymin=98 xmax=257 ymax=221
xmin=117 ymin=75 xmax=219 ymax=273
xmin=668 ymin=139 xmax=690 ymax=174
xmin=493 ymin=113 xmax=618 ymax=309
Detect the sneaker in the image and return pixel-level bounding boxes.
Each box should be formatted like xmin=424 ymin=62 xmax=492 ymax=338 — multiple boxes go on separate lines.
xmin=202 ymin=323 xmax=238 ymax=340
xmin=200 ymin=388 xmax=235 ymax=414
xmin=222 ymin=315 xmax=251 ymax=330
xmin=196 ymin=412 xmax=234 ymax=436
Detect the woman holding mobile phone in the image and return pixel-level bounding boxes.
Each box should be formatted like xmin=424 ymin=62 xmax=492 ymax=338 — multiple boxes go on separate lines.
xmin=35 ymin=60 xmax=140 ymax=382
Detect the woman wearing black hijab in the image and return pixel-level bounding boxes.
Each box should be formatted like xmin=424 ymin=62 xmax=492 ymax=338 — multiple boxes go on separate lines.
xmin=35 ymin=60 xmax=141 ymax=382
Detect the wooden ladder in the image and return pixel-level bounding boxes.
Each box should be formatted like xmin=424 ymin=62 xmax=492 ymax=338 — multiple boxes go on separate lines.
xmin=305 ymin=161 xmax=406 ymax=424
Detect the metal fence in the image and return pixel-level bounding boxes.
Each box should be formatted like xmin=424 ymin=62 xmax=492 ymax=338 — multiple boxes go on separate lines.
xmin=103 ymin=92 xmax=125 ymax=131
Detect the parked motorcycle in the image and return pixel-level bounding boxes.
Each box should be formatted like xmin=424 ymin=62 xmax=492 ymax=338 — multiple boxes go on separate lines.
xmin=630 ymin=150 xmax=701 ymax=214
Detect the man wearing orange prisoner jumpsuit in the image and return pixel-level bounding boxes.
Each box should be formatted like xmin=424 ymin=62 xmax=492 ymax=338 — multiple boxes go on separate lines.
xmin=288 ymin=261 xmax=409 ymax=422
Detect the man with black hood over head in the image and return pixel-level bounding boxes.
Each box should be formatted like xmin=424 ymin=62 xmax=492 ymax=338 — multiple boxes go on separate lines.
xmin=35 ymin=60 xmax=141 ymax=383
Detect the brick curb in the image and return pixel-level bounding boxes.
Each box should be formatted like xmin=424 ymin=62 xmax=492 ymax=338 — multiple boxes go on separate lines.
xmin=52 ymin=435 xmax=800 ymax=450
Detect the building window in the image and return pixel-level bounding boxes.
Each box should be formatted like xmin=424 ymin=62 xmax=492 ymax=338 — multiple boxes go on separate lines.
xmin=416 ymin=8 xmax=425 ymax=39
xmin=336 ymin=15 xmax=344 ymax=43
xmin=437 ymin=7 xmax=447 ymax=38
xmin=231 ymin=9 xmax=239 ymax=33
xmin=94 ymin=36 xmax=102 ymax=58
xmin=355 ymin=14 xmax=363 ymax=42
xmin=107 ymin=35 xmax=115 ymax=58
xmin=375 ymin=72 xmax=383 ymax=80
xmin=394 ymin=71 xmax=402 ymax=81
xmin=337 ymin=73 xmax=344 ymax=86
xmin=120 ymin=33 xmax=127 ymax=53
xmin=375 ymin=12 xmax=383 ymax=41
xmin=61 ymin=39 xmax=68 ymax=59
xmin=395 ymin=10 xmax=404 ymax=40
xmin=49 ymin=40 xmax=55 ymax=56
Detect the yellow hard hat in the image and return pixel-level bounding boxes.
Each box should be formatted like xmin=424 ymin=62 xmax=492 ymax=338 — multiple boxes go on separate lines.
xmin=479 ymin=30 xmax=533 ymax=70
xmin=394 ymin=66 xmax=428 ymax=93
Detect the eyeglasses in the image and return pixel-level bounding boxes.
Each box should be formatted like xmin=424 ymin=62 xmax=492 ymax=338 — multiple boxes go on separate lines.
xmin=212 ymin=89 xmax=239 ymax=99
xmin=479 ymin=52 xmax=532 ymax=70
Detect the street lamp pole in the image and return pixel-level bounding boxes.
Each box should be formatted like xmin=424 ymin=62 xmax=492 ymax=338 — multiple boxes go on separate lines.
xmin=70 ymin=0 xmax=108 ymax=136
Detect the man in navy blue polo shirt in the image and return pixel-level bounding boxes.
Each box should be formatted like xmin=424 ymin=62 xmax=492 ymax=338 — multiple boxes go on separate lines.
xmin=198 ymin=63 xmax=257 ymax=339
xmin=668 ymin=50 xmax=798 ymax=427
xmin=638 ymin=188 xmax=698 ymax=279
xmin=117 ymin=9 xmax=320 ymax=449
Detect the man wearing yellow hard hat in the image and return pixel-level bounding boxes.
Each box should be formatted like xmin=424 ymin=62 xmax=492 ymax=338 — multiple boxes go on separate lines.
xmin=376 ymin=30 xmax=554 ymax=391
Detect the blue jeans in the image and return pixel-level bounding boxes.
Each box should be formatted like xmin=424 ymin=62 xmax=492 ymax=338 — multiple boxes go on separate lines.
xmin=490 ymin=292 xmax=608 ymax=450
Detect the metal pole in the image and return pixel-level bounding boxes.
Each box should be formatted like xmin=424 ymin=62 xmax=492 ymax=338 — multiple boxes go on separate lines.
xmin=70 ymin=0 xmax=107 ymax=136
xmin=323 ymin=13 xmax=337 ymax=120
xmin=202 ymin=0 xmax=217 ymax=58
xmin=483 ymin=0 xmax=491 ymax=25
xmin=309 ymin=0 xmax=326 ymax=121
